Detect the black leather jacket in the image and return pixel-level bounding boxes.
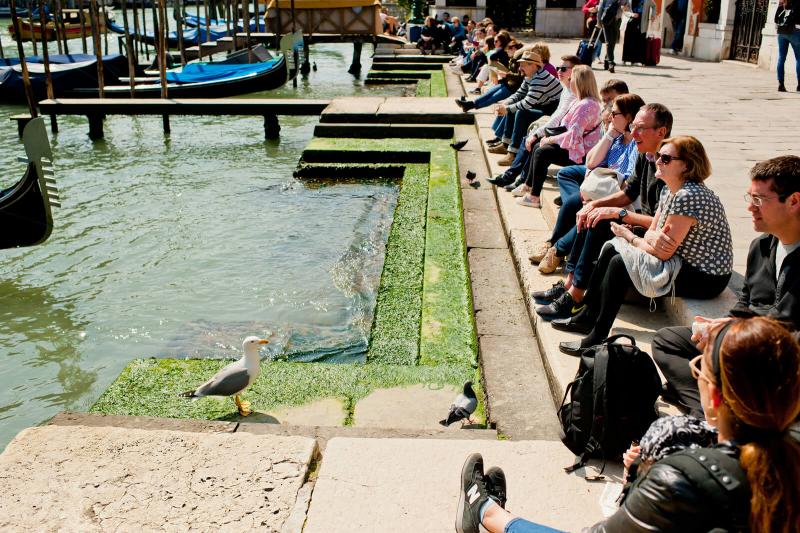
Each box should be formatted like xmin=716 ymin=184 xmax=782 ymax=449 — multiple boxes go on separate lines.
xmin=584 ymin=443 xmax=749 ymax=532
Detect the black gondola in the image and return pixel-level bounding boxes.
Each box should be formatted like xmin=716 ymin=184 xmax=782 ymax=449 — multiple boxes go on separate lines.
xmin=0 ymin=117 xmax=59 ymax=249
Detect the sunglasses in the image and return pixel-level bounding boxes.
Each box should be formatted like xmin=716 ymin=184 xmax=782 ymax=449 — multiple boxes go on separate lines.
xmin=556 ymin=66 xmax=571 ymax=72
xmin=655 ymin=152 xmax=682 ymax=164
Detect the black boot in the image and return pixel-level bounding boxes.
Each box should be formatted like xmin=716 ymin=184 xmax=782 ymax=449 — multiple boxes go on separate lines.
xmin=778 ymin=83 xmax=787 ymax=92
xmin=455 ymin=98 xmax=475 ymax=112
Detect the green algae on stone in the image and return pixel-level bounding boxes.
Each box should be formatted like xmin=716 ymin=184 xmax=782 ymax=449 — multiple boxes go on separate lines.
xmin=90 ymin=358 xmax=473 ymax=422
xmin=429 ymin=69 xmax=447 ymax=97
xmin=419 ymin=146 xmax=476 ymax=366
xmin=415 ymin=78 xmax=432 ymax=97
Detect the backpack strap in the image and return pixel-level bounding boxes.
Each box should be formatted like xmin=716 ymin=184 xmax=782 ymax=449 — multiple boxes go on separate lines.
xmin=658 ymin=448 xmax=750 ymax=531
xmin=564 ymin=348 xmax=610 ymax=478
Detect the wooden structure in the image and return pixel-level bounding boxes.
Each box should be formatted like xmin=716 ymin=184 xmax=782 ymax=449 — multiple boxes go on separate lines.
xmin=264 ymin=0 xmax=381 ymax=36
xmin=33 ymin=97 xmax=330 ymax=139
xmin=7 ymin=8 xmax=111 ymax=41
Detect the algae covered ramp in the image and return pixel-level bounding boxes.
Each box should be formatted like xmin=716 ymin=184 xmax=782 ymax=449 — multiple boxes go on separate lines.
xmin=92 ymin=136 xmax=479 ymax=423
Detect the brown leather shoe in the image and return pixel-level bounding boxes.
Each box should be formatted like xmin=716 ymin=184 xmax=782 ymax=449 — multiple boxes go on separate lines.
xmin=529 ymin=241 xmax=552 ymax=264
xmin=538 ymin=247 xmax=562 ymax=274
xmin=488 ymin=144 xmax=508 ymax=155
xmin=497 ymin=153 xmax=515 ymax=166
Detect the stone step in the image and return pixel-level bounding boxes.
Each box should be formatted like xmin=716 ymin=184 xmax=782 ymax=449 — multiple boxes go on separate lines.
xmin=312 ymin=122 xmax=454 ymax=139
xmin=303 ymin=437 xmax=621 ymax=532
xmin=373 ymin=54 xmax=452 ymax=63
xmin=364 ymin=77 xmax=421 ymax=85
xmin=371 ymin=61 xmax=446 ymax=70
xmin=321 ymin=97 xmax=473 ymax=125
xmin=366 ymin=71 xmax=432 ymax=79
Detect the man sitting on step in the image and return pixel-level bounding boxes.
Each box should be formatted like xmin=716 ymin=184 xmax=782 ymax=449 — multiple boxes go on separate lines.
xmin=653 ymin=155 xmax=800 ymax=417
xmin=489 ymin=50 xmax=562 ymax=167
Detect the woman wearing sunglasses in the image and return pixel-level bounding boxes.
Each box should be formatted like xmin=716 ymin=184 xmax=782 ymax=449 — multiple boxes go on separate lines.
xmin=455 ymin=316 xmax=800 ymax=533
xmin=557 ymin=135 xmax=733 ymax=355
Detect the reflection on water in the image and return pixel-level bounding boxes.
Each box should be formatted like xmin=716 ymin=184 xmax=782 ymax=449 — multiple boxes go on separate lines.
xmin=0 ymin=40 xmax=407 ymax=450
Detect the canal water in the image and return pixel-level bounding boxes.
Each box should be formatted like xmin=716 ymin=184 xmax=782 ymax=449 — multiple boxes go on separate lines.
xmin=0 ymin=33 xmax=408 ymax=449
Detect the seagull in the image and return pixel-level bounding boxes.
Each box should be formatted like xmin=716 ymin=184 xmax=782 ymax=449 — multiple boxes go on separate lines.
xmin=439 ymin=381 xmax=478 ymax=427
xmin=450 ymin=139 xmax=469 ymax=151
xmin=180 ymin=336 xmax=269 ymax=416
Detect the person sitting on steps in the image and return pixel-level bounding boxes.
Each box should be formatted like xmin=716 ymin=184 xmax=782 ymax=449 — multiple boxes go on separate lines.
xmin=455 ymin=316 xmax=800 ymax=533
xmin=529 ymin=92 xmax=643 ymax=277
xmin=652 ymin=155 xmax=800 ymax=417
xmin=487 ymin=55 xmax=579 ymax=189
xmin=514 ymin=65 xmax=602 ymax=209
xmin=555 ymin=136 xmax=733 ymax=357
xmin=533 ymin=103 xmax=671 ymax=322
xmin=489 ymin=51 xmax=562 ymax=167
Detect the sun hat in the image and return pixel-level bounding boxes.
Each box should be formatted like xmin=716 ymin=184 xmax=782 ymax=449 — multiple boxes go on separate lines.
xmin=517 ymin=50 xmax=543 ymax=68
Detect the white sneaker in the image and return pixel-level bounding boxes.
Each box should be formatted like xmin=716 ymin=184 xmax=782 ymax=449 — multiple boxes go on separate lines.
xmin=511 ymin=184 xmax=530 ymax=197
xmin=516 ymin=194 xmax=542 ymax=208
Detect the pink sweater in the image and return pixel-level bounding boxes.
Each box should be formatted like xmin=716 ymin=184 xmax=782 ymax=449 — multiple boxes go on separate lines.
xmin=550 ymin=98 xmax=602 ymax=163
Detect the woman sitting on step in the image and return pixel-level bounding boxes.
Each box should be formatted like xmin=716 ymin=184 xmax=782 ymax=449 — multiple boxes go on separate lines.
xmin=529 ymin=93 xmax=643 ymax=277
xmin=455 ymin=316 xmax=800 ymax=533
xmin=553 ymin=135 xmax=733 ymax=357
xmin=514 ymin=65 xmax=602 ymax=209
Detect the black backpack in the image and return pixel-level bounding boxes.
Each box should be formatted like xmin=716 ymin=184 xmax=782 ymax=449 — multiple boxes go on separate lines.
xmin=558 ymin=334 xmax=662 ymax=474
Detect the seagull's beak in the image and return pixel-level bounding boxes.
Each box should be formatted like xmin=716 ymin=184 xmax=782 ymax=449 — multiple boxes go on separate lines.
xmin=259 ymin=339 xmax=270 ymax=345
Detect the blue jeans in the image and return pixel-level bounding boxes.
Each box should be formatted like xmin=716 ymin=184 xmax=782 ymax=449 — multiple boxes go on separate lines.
xmin=670 ymin=11 xmax=686 ymax=51
xmin=492 ymin=115 xmax=506 ymax=138
xmin=501 ymin=148 xmax=531 ymax=181
xmin=475 ymin=84 xmax=513 ymax=109
xmin=501 ymin=103 xmax=558 ymax=153
xmin=777 ymin=29 xmax=800 ymax=85
xmin=550 ymin=165 xmax=586 ymax=254
xmin=505 ymin=517 xmax=565 ymax=533
xmin=564 ymin=220 xmax=613 ymax=289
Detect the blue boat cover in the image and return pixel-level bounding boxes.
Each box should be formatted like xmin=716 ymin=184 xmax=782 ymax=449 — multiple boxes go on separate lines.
xmin=107 ymin=20 xmax=229 ymax=45
xmin=0 ymin=54 xmax=123 ymax=67
xmin=164 ymin=57 xmax=280 ymax=83
xmin=183 ymin=14 xmax=267 ymax=32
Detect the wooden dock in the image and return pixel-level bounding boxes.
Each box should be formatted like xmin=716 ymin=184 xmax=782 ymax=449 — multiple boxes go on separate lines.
xmin=34 ymin=98 xmax=331 ymax=139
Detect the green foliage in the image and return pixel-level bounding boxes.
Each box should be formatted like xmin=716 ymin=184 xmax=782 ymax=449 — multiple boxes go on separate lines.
xmin=429 ymin=69 xmax=447 ymax=97
xmin=415 ymin=78 xmax=432 ymax=97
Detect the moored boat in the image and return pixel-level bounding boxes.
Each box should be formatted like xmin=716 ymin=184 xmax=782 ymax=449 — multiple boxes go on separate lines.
xmin=0 ymin=117 xmax=59 ymax=250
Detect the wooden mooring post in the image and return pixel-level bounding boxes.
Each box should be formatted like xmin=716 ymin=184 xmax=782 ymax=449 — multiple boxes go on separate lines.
xmin=38 ymin=0 xmax=58 ymax=133
xmin=263 ymin=114 xmax=279 ymax=139
xmin=348 ymin=39 xmax=362 ymax=76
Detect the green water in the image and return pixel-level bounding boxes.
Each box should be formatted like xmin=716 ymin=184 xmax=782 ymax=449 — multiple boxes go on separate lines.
xmin=0 ymin=40 xmax=408 ymax=449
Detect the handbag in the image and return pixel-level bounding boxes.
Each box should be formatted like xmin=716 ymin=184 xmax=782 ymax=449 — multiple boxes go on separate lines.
xmin=580 ymin=167 xmax=624 ymax=201
xmin=544 ymin=126 xmax=567 ymax=137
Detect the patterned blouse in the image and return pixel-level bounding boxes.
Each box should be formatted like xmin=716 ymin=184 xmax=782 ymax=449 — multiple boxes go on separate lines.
xmin=550 ymin=98 xmax=602 ymax=164
xmin=656 ymin=181 xmax=733 ymax=276
xmin=601 ymin=135 xmax=639 ymax=180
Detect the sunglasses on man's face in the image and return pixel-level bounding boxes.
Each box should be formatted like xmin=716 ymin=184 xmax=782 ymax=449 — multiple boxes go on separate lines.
xmin=556 ymin=66 xmax=571 ymax=72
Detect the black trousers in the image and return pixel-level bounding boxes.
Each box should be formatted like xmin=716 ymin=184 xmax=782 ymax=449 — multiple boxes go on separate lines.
xmin=581 ymin=246 xmax=731 ymax=348
xmin=652 ymin=326 xmax=703 ymax=417
xmin=523 ymin=143 xmax=576 ymax=196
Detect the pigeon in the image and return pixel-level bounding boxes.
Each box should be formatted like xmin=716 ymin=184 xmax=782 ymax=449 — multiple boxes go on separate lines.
xmin=466 ymin=170 xmax=480 ymax=188
xmin=450 ymin=139 xmax=469 ymax=151
xmin=312 ymin=62 xmax=318 ymax=71
xmin=180 ymin=336 xmax=269 ymax=416
xmin=439 ymin=381 xmax=478 ymax=427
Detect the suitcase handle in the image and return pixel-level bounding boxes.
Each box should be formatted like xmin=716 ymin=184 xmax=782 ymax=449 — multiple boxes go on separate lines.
xmin=590 ymin=26 xmax=601 ymax=45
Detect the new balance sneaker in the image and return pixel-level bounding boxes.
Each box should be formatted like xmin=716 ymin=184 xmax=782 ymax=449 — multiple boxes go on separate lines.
xmin=485 ymin=466 xmax=507 ymax=509
xmin=456 ymin=453 xmax=490 ymax=533
xmin=531 ymin=279 xmax=566 ymax=304
xmin=516 ymin=194 xmax=541 ymax=208
xmin=504 ymin=177 xmax=525 ymax=192
xmin=536 ymin=291 xmax=584 ymax=321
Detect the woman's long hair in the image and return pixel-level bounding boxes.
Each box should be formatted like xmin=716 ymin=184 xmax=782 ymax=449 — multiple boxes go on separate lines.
xmin=570 ymin=65 xmax=599 ymax=101
xmin=712 ymin=317 xmax=800 ymax=532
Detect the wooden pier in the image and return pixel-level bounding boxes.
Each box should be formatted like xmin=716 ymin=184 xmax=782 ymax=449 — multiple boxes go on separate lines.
xmin=33 ymin=98 xmax=331 ymax=139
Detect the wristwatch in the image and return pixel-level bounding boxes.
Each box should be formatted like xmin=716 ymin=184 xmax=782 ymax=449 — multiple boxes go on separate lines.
xmin=618 ymin=208 xmax=628 ymax=222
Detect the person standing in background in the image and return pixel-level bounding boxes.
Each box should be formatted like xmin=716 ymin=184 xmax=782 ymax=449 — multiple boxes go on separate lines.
xmin=776 ymin=0 xmax=800 ymax=92
xmin=667 ymin=0 xmax=688 ymax=53
xmin=598 ymin=0 xmax=629 ymax=73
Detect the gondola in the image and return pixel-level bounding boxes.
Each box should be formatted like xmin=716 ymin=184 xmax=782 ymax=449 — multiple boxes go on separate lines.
xmin=8 ymin=8 xmax=113 ymax=42
xmin=71 ymin=51 xmax=287 ymax=98
xmin=182 ymin=13 xmax=267 ymax=32
xmin=0 ymin=54 xmax=129 ymax=103
xmin=107 ymin=19 xmax=228 ymax=48
xmin=0 ymin=117 xmax=59 ymax=250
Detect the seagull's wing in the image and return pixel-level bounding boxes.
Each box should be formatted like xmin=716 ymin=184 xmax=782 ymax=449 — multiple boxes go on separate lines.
xmin=194 ymin=366 xmax=251 ymax=398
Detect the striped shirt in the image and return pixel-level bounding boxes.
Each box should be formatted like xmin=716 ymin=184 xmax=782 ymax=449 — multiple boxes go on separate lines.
xmin=503 ymin=68 xmax=562 ymax=114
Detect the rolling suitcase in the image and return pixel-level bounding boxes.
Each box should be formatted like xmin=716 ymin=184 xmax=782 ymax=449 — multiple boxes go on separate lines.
xmin=644 ymin=36 xmax=661 ymax=66
xmin=577 ymin=28 xmax=601 ymax=66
